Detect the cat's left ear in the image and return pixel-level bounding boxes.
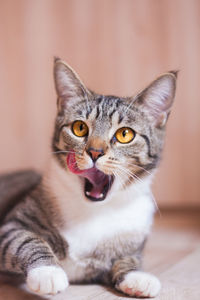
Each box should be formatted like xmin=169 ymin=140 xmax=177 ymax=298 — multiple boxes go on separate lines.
xmin=54 ymin=57 xmax=91 ymax=110
xmin=133 ymin=71 xmax=178 ymax=128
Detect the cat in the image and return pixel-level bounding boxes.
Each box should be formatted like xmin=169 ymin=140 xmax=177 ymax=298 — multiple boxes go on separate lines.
xmin=0 ymin=57 xmax=177 ymax=298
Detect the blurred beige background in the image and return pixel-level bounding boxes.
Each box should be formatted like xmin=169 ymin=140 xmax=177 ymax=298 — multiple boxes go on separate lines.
xmin=0 ymin=0 xmax=199 ymax=209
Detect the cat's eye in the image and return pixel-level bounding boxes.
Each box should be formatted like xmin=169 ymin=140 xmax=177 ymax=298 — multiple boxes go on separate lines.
xmin=115 ymin=127 xmax=135 ymax=144
xmin=72 ymin=120 xmax=89 ymax=137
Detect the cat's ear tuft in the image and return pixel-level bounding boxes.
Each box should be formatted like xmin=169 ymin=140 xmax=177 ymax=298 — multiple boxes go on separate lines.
xmin=54 ymin=56 xmax=61 ymax=64
xmin=169 ymin=70 xmax=179 ymax=78
xmin=134 ymin=72 xmax=178 ymax=128
xmin=54 ymin=58 xmax=90 ymax=110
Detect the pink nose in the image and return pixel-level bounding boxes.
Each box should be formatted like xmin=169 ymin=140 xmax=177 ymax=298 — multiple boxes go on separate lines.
xmin=86 ymin=148 xmax=104 ymax=162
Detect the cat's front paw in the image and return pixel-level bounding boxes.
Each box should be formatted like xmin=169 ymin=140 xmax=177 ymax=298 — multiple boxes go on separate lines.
xmin=116 ymin=271 xmax=161 ymax=298
xmin=27 ymin=265 xmax=69 ymax=295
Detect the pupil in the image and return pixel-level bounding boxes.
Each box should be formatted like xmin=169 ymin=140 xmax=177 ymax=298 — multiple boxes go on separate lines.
xmin=122 ymin=130 xmax=127 ymax=137
xmin=80 ymin=124 xmax=83 ymax=131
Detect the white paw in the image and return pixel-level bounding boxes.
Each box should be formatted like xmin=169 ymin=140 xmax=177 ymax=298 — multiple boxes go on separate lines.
xmin=116 ymin=271 xmax=161 ymax=298
xmin=27 ymin=265 xmax=69 ymax=295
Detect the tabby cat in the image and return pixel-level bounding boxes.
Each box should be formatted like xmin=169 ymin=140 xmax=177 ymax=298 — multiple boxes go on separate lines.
xmin=0 ymin=58 xmax=177 ymax=298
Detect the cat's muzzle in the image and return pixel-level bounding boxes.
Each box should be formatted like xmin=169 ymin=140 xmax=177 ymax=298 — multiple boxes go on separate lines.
xmin=67 ymin=152 xmax=114 ymax=201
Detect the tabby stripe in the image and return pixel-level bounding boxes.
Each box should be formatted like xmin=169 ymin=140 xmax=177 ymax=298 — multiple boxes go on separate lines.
xmin=27 ymin=251 xmax=52 ymax=264
xmin=11 ymin=245 xmax=48 ymax=268
xmin=22 ymin=204 xmax=63 ymax=253
xmin=23 ymin=212 xmax=61 ymax=251
xmin=47 ymin=236 xmax=59 ymax=252
xmin=23 ymin=213 xmax=48 ymax=231
xmin=109 ymin=110 xmax=116 ymax=118
xmin=7 ymin=217 xmax=32 ymax=230
xmin=28 ymin=255 xmax=54 ymax=266
xmin=131 ymin=156 xmax=141 ymax=164
xmin=23 ymin=197 xmax=52 ymax=230
xmin=58 ymin=236 xmax=67 ymax=259
xmin=45 ymin=231 xmax=67 ymax=259
xmin=0 ymin=228 xmax=21 ymax=246
xmin=134 ymin=169 xmax=146 ymax=178
xmin=47 ymin=234 xmax=59 ymax=253
xmin=58 ymin=124 xmax=69 ymax=138
xmin=29 ymin=194 xmax=50 ymax=221
xmin=52 ymin=235 xmax=67 ymax=259
xmin=140 ymin=134 xmax=158 ymax=159
xmin=118 ymin=114 xmax=124 ymax=124
xmin=86 ymin=107 xmax=92 ymax=119
xmin=1 ymin=233 xmax=22 ymax=266
xmin=144 ymin=162 xmax=158 ymax=171
xmin=96 ymin=106 xmax=100 ymax=119
xmin=15 ymin=237 xmax=41 ymax=256
xmin=96 ymin=96 xmax=104 ymax=104
xmin=131 ymin=160 xmax=157 ymax=171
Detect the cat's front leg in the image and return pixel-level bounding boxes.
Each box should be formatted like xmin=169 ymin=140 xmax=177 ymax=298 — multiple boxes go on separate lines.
xmin=111 ymin=256 xmax=161 ymax=298
xmin=0 ymin=223 xmax=68 ymax=295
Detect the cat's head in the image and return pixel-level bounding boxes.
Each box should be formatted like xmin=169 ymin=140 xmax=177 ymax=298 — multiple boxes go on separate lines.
xmin=53 ymin=57 xmax=177 ymax=202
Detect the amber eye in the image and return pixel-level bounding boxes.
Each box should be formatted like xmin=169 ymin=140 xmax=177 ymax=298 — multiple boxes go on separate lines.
xmin=72 ymin=120 xmax=88 ymax=137
xmin=115 ymin=127 xmax=135 ymax=144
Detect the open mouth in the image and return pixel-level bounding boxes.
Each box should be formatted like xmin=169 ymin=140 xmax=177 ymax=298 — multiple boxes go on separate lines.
xmin=67 ymin=153 xmax=114 ymax=201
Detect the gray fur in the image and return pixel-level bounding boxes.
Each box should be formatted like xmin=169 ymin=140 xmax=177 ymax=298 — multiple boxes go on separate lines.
xmin=0 ymin=58 xmax=177 ymax=294
xmin=0 ymin=170 xmax=41 ymax=223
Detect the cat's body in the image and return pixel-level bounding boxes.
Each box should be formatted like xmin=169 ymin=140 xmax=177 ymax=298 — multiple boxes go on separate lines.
xmin=45 ymin=158 xmax=154 ymax=283
xmin=0 ymin=58 xmax=177 ymax=297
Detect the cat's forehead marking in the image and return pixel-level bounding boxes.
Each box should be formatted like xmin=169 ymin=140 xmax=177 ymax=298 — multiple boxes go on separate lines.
xmin=84 ymin=95 xmax=129 ymax=129
xmin=88 ymin=106 xmax=99 ymax=121
xmin=75 ymin=109 xmax=84 ymax=117
xmin=110 ymin=111 xmax=120 ymax=126
xmin=96 ymin=95 xmax=105 ymax=104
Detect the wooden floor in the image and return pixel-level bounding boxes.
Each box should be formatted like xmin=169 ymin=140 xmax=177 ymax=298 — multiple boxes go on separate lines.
xmin=0 ymin=210 xmax=200 ymax=300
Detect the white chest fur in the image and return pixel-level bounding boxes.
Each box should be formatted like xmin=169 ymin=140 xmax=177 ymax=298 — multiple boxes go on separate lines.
xmin=62 ymin=193 xmax=154 ymax=257
xmin=44 ymin=158 xmax=155 ymax=282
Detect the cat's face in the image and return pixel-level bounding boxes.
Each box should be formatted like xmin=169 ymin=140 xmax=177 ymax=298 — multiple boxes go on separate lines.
xmin=53 ymin=58 xmax=177 ymax=202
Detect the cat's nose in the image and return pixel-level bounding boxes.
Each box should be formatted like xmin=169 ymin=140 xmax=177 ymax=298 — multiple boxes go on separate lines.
xmin=86 ymin=147 xmax=104 ymax=162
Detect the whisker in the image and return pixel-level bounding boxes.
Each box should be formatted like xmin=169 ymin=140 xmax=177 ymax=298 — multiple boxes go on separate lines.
xmin=117 ymin=166 xmax=143 ymax=184
xmin=52 ymin=150 xmax=82 ymax=155
xmin=126 ymin=162 xmax=153 ymax=176
xmin=112 ymin=170 xmax=126 ymax=189
xmin=103 ymin=163 xmax=148 ymax=187
xmin=105 ymin=160 xmax=153 ymax=177
xmin=52 ymin=150 xmax=73 ymax=154
xmin=116 ymin=167 xmax=148 ymax=202
xmin=113 ymin=169 xmax=136 ymax=203
xmin=117 ymin=166 xmax=160 ymax=213
xmin=115 ymin=169 xmax=140 ymax=200
xmin=123 ymin=95 xmax=137 ymax=115
xmin=150 ymin=192 xmax=161 ymax=216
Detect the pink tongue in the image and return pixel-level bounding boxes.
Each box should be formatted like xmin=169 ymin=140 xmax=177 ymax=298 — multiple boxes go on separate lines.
xmin=67 ymin=152 xmax=108 ymax=198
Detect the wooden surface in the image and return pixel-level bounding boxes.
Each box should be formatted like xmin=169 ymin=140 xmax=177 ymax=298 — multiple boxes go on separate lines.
xmin=0 ymin=210 xmax=199 ymax=300
xmin=0 ymin=0 xmax=200 ymax=208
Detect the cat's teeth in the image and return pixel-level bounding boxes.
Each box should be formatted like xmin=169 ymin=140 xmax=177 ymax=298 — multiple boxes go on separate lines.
xmin=86 ymin=191 xmax=104 ymax=198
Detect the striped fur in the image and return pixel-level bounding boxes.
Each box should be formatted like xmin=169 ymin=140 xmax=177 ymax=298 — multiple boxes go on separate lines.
xmin=0 ymin=58 xmax=177 ymax=297
xmin=0 ymin=188 xmax=67 ymax=276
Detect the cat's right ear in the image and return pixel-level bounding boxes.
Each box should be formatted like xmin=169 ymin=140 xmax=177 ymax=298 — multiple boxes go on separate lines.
xmin=54 ymin=57 xmax=90 ymax=110
xmin=132 ymin=71 xmax=178 ymax=128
